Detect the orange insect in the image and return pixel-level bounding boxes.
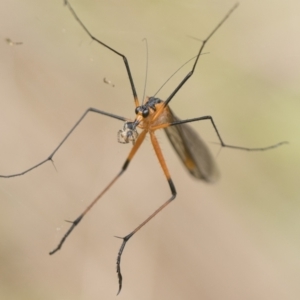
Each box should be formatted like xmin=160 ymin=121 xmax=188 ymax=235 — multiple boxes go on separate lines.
xmin=1 ymin=1 xmax=287 ymax=294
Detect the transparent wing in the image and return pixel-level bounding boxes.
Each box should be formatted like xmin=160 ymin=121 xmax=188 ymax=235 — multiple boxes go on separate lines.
xmin=164 ymin=109 xmax=220 ymax=183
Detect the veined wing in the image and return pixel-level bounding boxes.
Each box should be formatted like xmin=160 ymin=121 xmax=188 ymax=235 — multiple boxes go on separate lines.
xmin=164 ymin=109 xmax=219 ymax=183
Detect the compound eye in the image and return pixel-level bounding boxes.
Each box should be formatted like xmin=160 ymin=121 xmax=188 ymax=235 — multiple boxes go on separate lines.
xmin=135 ymin=107 xmax=140 ymax=115
xmin=142 ymin=109 xmax=149 ymax=118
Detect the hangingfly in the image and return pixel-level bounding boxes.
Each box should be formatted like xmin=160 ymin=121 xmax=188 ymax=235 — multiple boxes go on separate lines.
xmin=1 ymin=1 xmax=287 ymax=294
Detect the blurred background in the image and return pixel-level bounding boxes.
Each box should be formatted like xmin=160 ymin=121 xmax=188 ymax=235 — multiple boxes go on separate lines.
xmin=0 ymin=0 xmax=299 ymax=299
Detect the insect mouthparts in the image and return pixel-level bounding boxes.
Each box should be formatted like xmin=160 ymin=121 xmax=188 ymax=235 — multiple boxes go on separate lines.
xmin=118 ymin=121 xmax=139 ymax=144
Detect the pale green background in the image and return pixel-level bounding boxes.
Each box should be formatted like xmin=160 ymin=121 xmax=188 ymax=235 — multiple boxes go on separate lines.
xmin=0 ymin=0 xmax=299 ymax=299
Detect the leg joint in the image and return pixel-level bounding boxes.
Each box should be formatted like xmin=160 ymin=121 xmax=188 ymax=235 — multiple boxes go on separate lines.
xmin=168 ymin=178 xmax=177 ymax=198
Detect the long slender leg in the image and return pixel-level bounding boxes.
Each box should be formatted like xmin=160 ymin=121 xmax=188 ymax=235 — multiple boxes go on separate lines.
xmin=64 ymin=0 xmax=139 ymax=106
xmin=49 ymin=129 xmax=147 ymax=255
xmin=163 ymin=3 xmax=239 ymax=108
xmin=152 ymin=116 xmax=288 ymax=151
xmin=0 ymin=108 xmax=127 ymax=178
xmin=116 ymin=131 xmax=176 ymax=294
